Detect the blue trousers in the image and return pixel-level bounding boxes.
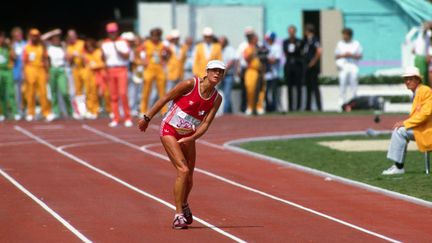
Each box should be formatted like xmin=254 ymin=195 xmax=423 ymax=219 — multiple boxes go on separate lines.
xmin=387 ymin=127 xmax=415 ymax=164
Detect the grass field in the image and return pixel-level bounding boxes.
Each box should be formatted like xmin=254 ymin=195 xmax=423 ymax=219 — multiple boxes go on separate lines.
xmin=240 ymin=134 xmax=432 ymax=202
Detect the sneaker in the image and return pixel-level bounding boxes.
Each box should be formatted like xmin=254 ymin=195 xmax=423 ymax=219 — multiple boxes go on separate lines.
xmin=172 ymin=214 xmax=188 ymax=230
xmin=108 ymin=120 xmax=118 ymax=127
xmin=85 ymin=112 xmax=97 ymax=120
xmin=72 ymin=112 xmax=82 ymax=120
xmin=382 ymin=165 xmax=405 ymax=175
xmin=0 ymin=115 xmax=5 ymax=122
xmin=124 ymin=119 xmax=133 ymax=127
xmin=182 ymin=203 xmax=193 ymax=225
xmin=25 ymin=115 xmax=34 ymax=122
xmin=14 ymin=114 xmax=22 ymax=121
xmin=245 ymin=109 xmax=252 ymax=116
xmin=257 ymin=108 xmax=265 ymax=115
xmin=45 ymin=113 xmax=56 ymax=122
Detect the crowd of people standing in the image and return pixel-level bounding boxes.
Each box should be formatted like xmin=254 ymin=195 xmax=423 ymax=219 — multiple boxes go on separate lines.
xmin=0 ymin=22 xmax=369 ymax=126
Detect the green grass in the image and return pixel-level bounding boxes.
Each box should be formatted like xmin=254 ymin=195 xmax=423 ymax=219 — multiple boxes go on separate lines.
xmin=240 ymin=134 xmax=432 ymax=201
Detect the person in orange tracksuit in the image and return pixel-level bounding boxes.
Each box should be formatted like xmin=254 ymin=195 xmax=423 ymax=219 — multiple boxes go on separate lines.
xmin=192 ymin=27 xmax=222 ymax=78
xmin=243 ymin=33 xmax=266 ymax=115
xmin=139 ymin=28 xmax=170 ymax=115
xmin=166 ymin=29 xmax=187 ymax=92
xmin=22 ymin=28 xmax=54 ymax=121
xmin=66 ymin=29 xmax=87 ymax=118
xmin=83 ymin=38 xmax=111 ymax=119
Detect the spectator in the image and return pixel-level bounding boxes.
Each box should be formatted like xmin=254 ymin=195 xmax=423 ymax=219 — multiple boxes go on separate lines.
xmin=166 ymin=29 xmax=187 ymax=92
xmin=10 ymin=27 xmax=26 ymax=119
xmin=127 ymin=33 xmax=144 ymax=117
xmin=237 ymin=27 xmax=255 ymax=112
xmin=66 ymin=29 xmax=87 ymax=118
xmin=101 ymin=22 xmax=132 ymax=127
xmin=0 ymin=31 xmax=19 ymax=121
xmin=44 ymin=29 xmax=74 ymax=119
xmin=303 ymin=24 xmax=322 ymax=111
xmin=283 ymin=25 xmax=304 ymax=111
xmin=264 ymin=31 xmax=282 ymax=112
xmin=139 ymin=27 xmax=170 ymax=116
xmin=83 ymin=37 xmax=110 ymax=119
xmin=219 ymin=36 xmax=236 ymax=114
xmin=182 ymin=36 xmax=194 ymax=80
xmin=383 ymin=67 xmax=432 ymax=175
xmin=192 ymin=27 xmax=222 ymax=78
xmin=243 ymin=33 xmax=265 ymax=115
xmin=335 ymin=27 xmax=362 ymax=108
xmin=22 ymin=28 xmax=54 ymax=121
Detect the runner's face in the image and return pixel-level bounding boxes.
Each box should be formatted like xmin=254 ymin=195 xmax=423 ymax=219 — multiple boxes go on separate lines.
xmin=207 ymin=68 xmax=224 ymax=84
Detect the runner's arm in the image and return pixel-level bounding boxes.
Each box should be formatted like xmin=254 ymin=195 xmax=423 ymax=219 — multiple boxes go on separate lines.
xmin=138 ymin=79 xmax=195 ymax=132
xmin=178 ymin=94 xmax=222 ymax=143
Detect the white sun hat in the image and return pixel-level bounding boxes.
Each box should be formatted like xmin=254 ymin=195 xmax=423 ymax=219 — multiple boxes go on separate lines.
xmin=202 ymin=27 xmax=214 ymax=36
xmin=206 ymin=60 xmax=226 ymax=70
xmin=170 ymin=29 xmax=180 ymax=39
xmin=402 ymin=66 xmax=422 ymax=80
xmin=121 ymin=32 xmax=135 ymax=41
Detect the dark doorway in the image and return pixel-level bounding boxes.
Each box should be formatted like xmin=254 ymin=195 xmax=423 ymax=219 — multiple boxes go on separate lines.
xmin=302 ymin=10 xmax=321 ymax=40
xmin=0 ymin=0 xmax=136 ymax=39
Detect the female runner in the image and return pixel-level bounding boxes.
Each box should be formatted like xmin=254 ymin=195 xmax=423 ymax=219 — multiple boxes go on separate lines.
xmin=138 ymin=60 xmax=225 ymax=229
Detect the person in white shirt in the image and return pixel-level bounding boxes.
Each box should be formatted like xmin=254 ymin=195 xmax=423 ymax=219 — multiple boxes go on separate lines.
xmin=44 ymin=29 xmax=73 ymax=118
xmin=101 ymin=22 xmax=132 ymax=127
xmin=219 ymin=36 xmax=237 ymax=113
xmin=335 ymin=28 xmax=362 ymax=107
xmin=264 ymin=31 xmax=282 ymax=112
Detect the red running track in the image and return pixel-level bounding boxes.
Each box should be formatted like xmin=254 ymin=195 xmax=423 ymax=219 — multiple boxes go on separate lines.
xmin=1 ymin=114 xmax=431 ymax=242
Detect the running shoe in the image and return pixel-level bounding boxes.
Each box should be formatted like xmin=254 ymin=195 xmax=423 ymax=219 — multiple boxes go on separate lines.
xmin=108 ymin=120 xmax=119 ymax=128
xmin=172 ymin=214 xmax=188 ymax=230
xmin=182 ymin=203 xmax=193 ymax=225
xmin=124 ymin=119 xmax=133 ymax=127
xmin=382 ymin=165 xmax=405 ymax=175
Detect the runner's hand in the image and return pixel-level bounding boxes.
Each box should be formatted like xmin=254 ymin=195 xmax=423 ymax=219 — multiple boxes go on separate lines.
xmin=178 ymin=136 xmax=195 ymax=144
xmin=138 ymin=119 xmax=149 ymax=132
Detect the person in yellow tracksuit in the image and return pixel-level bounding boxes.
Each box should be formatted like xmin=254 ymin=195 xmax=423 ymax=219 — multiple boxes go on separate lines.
xmin=192 ymin=27 xmax=222 ymax=78
xmin=383 ymin=66 xmax=432 ymax=175
xmin=139 ymin=28 xmax=170 ymax=115
xmin=66 ymin=29 xmax=88 ymax=117
xmin=83 ymin=38 xmax=111 ymax=118
xmin=166 ymin=30 xmax=187 ymax=92
xmin=22 ymin=29 xmax=54 ymax=121
xmin=243 ymin=33 xmax=265 ymax=115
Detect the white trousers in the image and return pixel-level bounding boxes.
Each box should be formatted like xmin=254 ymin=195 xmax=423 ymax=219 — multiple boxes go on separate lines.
xmin=338 ymin=63 xmax=359 ymax=105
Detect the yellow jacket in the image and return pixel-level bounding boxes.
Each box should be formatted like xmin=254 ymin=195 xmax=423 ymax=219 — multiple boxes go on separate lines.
xmin=141 ymin=40 xmax=166 ymax=68
xmin=192 ymin=42 xmax=222 ymax=78
xmin=66 ymin=39 xmax=85 ymax=68
xmin=84 ymin=48 xmax=105 ymax=70
xmin=403 ymin=84 xmax=432 ymax=152
xmin=244 ymin=44 xmax=261 ymax=71
xmin=167 ymin=44 xmax=187 ymax=81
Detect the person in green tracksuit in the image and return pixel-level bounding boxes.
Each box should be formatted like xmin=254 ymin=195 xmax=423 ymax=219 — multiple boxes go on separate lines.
xmin=0 ymin=31 xmax=19 ymax=121
xmin=45 ymin=29 xmax=73 ymax=118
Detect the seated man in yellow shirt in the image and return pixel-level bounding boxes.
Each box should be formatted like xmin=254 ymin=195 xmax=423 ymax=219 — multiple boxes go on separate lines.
xmin=383 ymin=66 xmax=432 ymax=175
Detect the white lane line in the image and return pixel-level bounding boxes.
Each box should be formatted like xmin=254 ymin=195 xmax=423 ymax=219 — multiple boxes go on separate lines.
xmin=58 ymin=141 xmax=112 ymax=150
xmin=0 ymin=168 xmax=92 ymax=243
xmin=222 ymin=131 xmax=432 ymax=208
xmin=15 ymin=125 xmax=246 ymax=243
xmin=82 ymin=124 xmax=401 ymax=243
xmin=0 ymin=141 xmax=37 ymax=147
